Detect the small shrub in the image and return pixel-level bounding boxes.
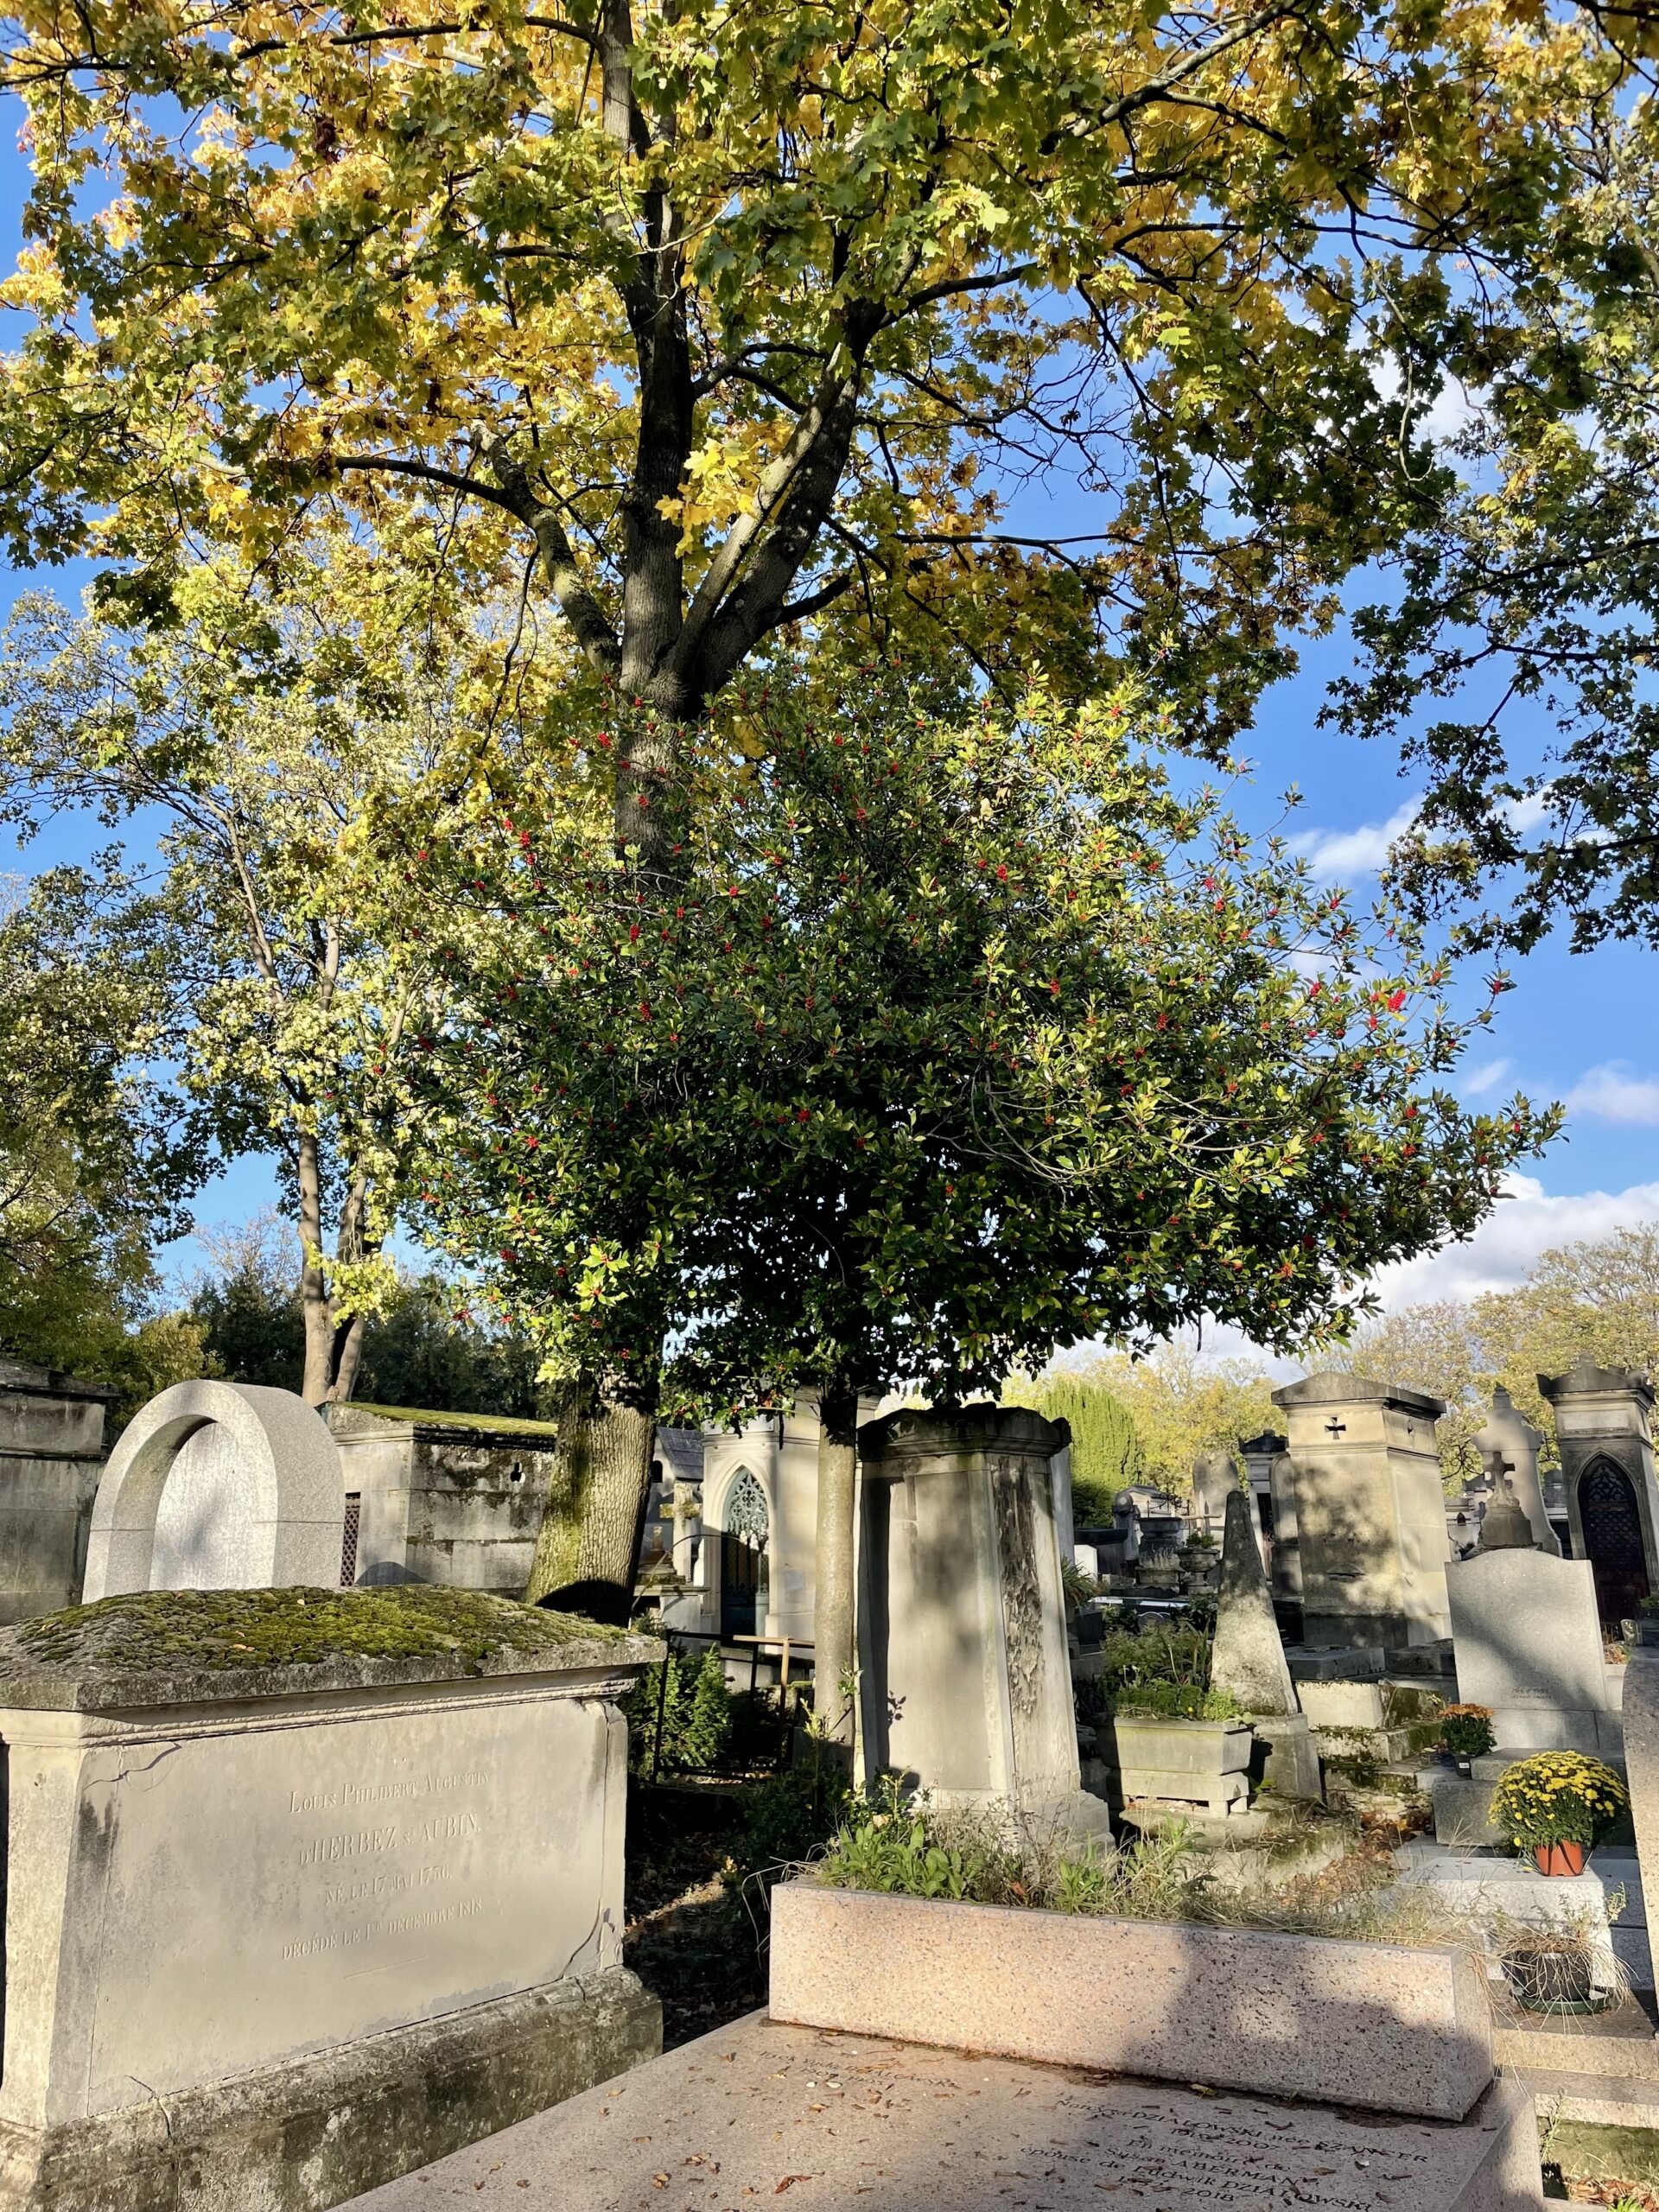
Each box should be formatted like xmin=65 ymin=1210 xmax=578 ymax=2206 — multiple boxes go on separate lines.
xmin=1490 ymin=1751 xmax=1629 ymax=1851
xmin=1439 ymin=1704 xmax=1496 ymax=1758
xmin=625 ymin=1646 xmax=733 ymax=1773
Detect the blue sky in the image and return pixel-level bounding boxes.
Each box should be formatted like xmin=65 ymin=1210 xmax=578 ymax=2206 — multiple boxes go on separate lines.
xmin=2 ymin=121 xmax=1653 ymax=1313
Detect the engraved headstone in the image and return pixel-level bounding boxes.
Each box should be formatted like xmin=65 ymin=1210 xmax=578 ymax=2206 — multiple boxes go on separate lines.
xmin=1446 ymin=1544 xmax=1621 ymax=1754
xmin=83 ymin=1380 xmax=347 ymax=1599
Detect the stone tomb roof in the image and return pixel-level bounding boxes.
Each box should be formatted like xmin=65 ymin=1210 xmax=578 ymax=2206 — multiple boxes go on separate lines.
xmin=1273 ymin=1372 xmax=1446 ymax=1419
xmin=0 ymin=1586 xmax=658 ymax=1712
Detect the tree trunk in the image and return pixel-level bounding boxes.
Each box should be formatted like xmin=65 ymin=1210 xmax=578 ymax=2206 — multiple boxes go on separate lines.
xmin=526 ymin=1375 xmax=657 ymax=1628
xmin=814 ymin=1380 xmax=860 ymax=1759
xmin=296 ymin=1129 xmax=335 ymax=1407
xmin=329 ymin=1311 xmax=370 ymax=1404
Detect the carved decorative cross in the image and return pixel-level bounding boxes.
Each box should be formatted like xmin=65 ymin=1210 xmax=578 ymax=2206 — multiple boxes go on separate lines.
xmin=1325 ymin=1418 xmax=1346 ymax=1440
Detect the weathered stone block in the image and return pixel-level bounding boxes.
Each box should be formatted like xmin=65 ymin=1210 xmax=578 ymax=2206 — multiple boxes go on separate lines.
xmin=1448 ymin=1548 xmax=1619 ymax=1754
xmin=770 ymin=1880 xmax=1497 ymax=2120
xmin=0 ymin=1363 xmax=111 ymax=1624
xmin=0 ymin=1595 xmax=660 ymax=2212
xmin=334 ymin=2015 xmax=1544 ymax=2212
xmin=1273 ymin=1374 xmax=1452 ymax=1649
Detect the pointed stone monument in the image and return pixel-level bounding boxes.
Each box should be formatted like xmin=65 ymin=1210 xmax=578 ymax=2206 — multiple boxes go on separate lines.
xmin=1210 ymin=1490 xmax=1323 ymax=1801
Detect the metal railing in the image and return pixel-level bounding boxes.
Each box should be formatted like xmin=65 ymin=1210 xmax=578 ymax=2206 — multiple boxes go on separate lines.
xmin=642 ymin=1627 xmax=817 ymax=1783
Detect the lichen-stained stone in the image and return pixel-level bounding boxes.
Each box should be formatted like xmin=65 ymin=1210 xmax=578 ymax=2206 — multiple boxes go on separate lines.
xmin=0 ymin=1592 xmax=660 ymax=2212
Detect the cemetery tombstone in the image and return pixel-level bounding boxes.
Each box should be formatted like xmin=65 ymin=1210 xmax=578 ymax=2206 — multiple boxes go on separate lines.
xmin=1473 ymin=1386 xmax=1557 ymax=1554
xmin=857 ymin=1403 xmax=1109 ymax=1837
xmin=1272 ymin=1374 xmax=1452 ymax=1649
xmin=1190 ymin=1446 xmax=1236 ymax=1541
xmin=1239 ymin=1427 xmax=1286 ymax=1563
xmin=1446 ymin=1522 xmax=1623 ymax=1755
xmin=0 ymin=1591 xmax=660 ymax=2210
xmin=0 ymin=1361 xmax=115 ymax=1621
xmin=326 ymin=1403 xmax=557 ymax=1592
xmin=1541 ymin=1358 xmax=1659 ymax=1625
xmin=1268 ymin=1446 xmax=1304 ymax=1602
xmin=82 ymin=1380 xmax=347 ymax=1599
xmin=1209 ymin=1488 xmax=1323 ymax=1798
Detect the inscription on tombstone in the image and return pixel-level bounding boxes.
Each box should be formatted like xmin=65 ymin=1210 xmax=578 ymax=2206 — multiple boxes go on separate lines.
xmin=1020 ymin=2081 xmax=1535 ymax=2211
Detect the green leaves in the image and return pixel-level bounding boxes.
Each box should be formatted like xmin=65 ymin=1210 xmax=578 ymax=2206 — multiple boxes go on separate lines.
xmin=408 ymin=658 xmax=1554 ymax=1421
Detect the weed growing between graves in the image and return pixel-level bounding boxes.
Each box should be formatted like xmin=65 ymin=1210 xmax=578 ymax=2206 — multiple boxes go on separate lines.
xmin=625 ymin=1762 xmax=851 ymax=2048
xmin=814 ymin=1781 xmax=1205 ymax=1917
xmin=12 ymin=1586 xmax=636 ymax=1674
xmin=811 ymin=1783 xmax=1494 ymax=1948
xmin=1110 ymin=1680 xmax=1247 ymax=1721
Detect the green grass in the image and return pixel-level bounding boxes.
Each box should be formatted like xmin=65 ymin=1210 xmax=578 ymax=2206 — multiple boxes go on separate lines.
xmin=14 ymin=1585 xmax=635 ymax=1674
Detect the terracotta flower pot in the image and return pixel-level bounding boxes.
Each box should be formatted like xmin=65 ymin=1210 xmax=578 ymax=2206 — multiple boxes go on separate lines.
xmin=1534 ymin=1840 xmax=1588 ymax=1877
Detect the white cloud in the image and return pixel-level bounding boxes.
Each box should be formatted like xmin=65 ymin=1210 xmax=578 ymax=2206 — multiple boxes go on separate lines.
xmin=1564 ymin=1063 xmax=1659 ymax=1129
xmin=1504 ymin=791 xmax=1554 ymax=834
xmin=1459 ymin=1058 xmax=1516 ymax=1100
xmin=1368 ymin=1172 xmax=1659 ymax=1309
xmin=1291 ymin=798 xmax=1420 ymax=880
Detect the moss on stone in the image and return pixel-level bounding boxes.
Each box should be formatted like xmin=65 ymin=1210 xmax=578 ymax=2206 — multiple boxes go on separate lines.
xmin=15 ymin=1585 xmax=628 ymax=1675
xmin=336 ymin=1402 xmax=561 ymax=1439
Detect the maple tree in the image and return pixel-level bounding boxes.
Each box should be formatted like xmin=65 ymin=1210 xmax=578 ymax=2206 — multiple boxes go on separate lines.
xmin=0 ymin=550 xmax=499 ymax=1402
xmin=0 ymin=0 xmax=1627 ymax=1601
xmin=402 ymin=661 xmax=1553 ymax=1662
xmin=0 ymin=0 xmax=1628 ymax=754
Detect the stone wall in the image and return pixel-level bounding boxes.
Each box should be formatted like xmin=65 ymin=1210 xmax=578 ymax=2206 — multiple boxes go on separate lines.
xmin=0 ymin=1361 xmax=113 ymax=1623
xmin=327 ymin=1404 xmax=559 ymax=1595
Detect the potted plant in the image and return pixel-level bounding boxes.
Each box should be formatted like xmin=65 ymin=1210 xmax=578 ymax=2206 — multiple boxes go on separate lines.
xmin=1488 ymin=1751 xmax=1629 ymax=1875
xmin=1499 ymin=1926 xmax=1605 ymax=2014
xmin=1439 ymin=1704 xmax=1495 ymax=1771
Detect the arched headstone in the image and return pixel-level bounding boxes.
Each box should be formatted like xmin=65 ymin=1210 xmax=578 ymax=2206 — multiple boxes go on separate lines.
xmin=82 ymin=1382 xmax=346 ymax=1599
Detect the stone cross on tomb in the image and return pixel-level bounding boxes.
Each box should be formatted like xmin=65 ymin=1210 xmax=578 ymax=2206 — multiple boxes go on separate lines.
xmin=1324 ymin=1416 xmax=1346 ymax=1440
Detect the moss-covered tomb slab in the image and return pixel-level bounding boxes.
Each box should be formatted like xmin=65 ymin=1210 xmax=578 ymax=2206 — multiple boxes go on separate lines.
xmin=0 ymin=1586 xmax=660 ymax=1712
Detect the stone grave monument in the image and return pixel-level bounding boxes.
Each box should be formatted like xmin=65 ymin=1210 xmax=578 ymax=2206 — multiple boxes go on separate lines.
xmin=0 ymin=1587 xmax=660 ymax=2210
xmin=1209 ymin=1487 xmax=1323 ymax=1798
xmin=1541 ymin=1357 xmax=1659 ymax=1624
xmin=856 ymin=1402 xmax=1109 ymax=1838
xmin=1474 ymin=1385 xmax=1557 ymax=1554
xmin=0 ymin=1361 xmax=115 ymax=1622
xmin=1190 ymin=1446 xmax=1236 ymax=1541
xmin=1266 ymin=1441 xmax=1305 ymax=1602
xmin=1446 ymin=1485 xmax=1623 ymax=1756
xmin=1272 ymin=1373 xmax=1452 ymax=1649
xmin=326 ymin=1402 xmax=556 ymax=1593
xmin=82 ymin=1380 xmax=347 ymax=1599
